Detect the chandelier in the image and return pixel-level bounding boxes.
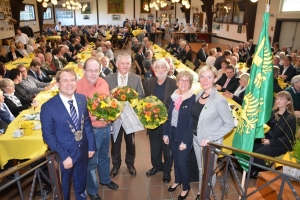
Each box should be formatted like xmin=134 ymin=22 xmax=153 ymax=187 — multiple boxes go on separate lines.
xmin=37 ymin=0 xmax=58 ymax=8
xmin=144 ymin=0 xmax=190 ymax=11
xmin=62 ymin=0 xmax=83 ymax=10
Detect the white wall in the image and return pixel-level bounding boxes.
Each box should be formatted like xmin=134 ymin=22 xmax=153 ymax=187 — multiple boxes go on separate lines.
xmin=75 ymin=0 xmax=97 ymax=25
xmin=0 ymin=0 xmax=15 ymax=39
xmin=253 ymin=0 xmax=300 ymax=44
xmin=20 ymin=0 xmax=40 ymax=33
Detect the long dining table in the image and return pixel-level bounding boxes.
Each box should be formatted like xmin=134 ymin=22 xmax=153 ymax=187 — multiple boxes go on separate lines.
xmin=0 ymin=48 xmax=92 ymax=169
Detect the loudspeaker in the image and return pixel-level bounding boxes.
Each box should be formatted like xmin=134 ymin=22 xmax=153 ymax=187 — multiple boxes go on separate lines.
xmin=180 ymin=6 xmax=185 ymax=13
xmin=237 ymin=1 xmax=245 ymax=11
xmin=201 ymin=5 xmax=206 ymax=12
xmin=20 ymin=3 xmax=26 ymax=11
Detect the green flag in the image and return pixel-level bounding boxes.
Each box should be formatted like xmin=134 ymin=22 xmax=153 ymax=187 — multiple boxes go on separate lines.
xmin=232 ymin=12 xmax=273 ymax=171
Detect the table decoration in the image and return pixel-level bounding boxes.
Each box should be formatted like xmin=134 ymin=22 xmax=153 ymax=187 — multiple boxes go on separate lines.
xmin=87 ymin=93 xmax=123 ymax=122
xmin=21 ymin=121 xmax=34 ymax=136
xmin=134 ymin=96 xmax=168 ymax=129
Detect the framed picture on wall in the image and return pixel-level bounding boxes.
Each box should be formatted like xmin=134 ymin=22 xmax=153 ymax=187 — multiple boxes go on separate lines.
xmin=112 ymin=14 xmax=120 ymax=20
xmin=141 ymin=0 xmax=150 ymax=13
xmin=107 ymin=0 xmax=124 ymax=14
xmin=81 ymin=2 xmax=91 ymax=14
xmin=0 ymin=12 xmax=4 ymax=20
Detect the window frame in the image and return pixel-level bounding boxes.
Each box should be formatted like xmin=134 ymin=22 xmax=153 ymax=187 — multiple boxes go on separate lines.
xmin=20 ymin=4 xmax=36 ymax=21
xmin=43 ymin=6 xmax=52 ymax=20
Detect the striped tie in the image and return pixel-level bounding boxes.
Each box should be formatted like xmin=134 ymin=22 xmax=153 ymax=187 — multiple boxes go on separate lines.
xmin=68 ymin=100 xmax=79 ymax=129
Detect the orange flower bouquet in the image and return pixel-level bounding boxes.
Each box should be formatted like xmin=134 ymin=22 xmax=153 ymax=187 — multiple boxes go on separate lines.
xmin=134 ymin=96 xmax=168 ymax=129
xmin=87 ymin=93 xmax=123 ymax=122
xmin=111 ymin=86 xmax=139 ymax=108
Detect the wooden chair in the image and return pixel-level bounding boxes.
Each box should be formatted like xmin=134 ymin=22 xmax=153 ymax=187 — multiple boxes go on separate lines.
xmin=122 ymin=36 xmax=131 ymax=49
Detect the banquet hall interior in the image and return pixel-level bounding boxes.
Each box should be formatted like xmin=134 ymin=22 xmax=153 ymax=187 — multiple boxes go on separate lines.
xmin=0 ymin=0 xmax=300 ymax=199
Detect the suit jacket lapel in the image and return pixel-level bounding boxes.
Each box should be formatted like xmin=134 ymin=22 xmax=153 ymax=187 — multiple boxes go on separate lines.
xmin=75 ymin=94 xmax=83 ymax=123
xmin=55 ymin=95 xmax=74 ymax=127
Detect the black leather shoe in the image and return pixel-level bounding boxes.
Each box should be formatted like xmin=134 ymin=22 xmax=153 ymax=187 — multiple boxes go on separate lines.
xmin=195 ymin=194 xmax=200 ymax=200
xmin=146 ymin=168 xmax=159 ymax=176
xmin=110 ymin=167 xmax=119 ymax=177
xmin=88 ymin=194 xmax=102 ymax=200
xmin=178 ymin=188 xmax=190 ymax=200
xmin=36 ymin=185 xmax=52 ymax=196
xmin=127 ymin=165 xmax=136 ymax=176
xmin=100 ymin=181 xmax=119 ymax=190
xmin=168 ymin=183 xmax=181 ymax=192
xmin=163 ymin=173 xmax=171 ymax=183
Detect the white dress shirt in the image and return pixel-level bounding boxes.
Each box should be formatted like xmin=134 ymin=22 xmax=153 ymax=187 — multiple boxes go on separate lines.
xmin=59 ymin=93 xmax=79 ymax=117
xmin=117 ymin=72 xmax=129 ymax=86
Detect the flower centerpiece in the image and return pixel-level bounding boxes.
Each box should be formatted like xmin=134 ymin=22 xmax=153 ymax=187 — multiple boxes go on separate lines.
xmin=87 ymin=93 xmax=123 ymax=122
xmin=111 ymin=86 xmax=139 ymax=108
xmin=134 ymin=96 xmax=168 ymax=129
xmin=21 ymin=121 xmax=34 ymax=135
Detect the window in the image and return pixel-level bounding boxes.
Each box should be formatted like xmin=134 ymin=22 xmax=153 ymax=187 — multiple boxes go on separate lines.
xmin=281 ymin=0 xmax=300 ymax=12
xmin=44 ymin=7 xmax=52 ymax=20
xmin=20 ymin=4 xmax=36 ymax=21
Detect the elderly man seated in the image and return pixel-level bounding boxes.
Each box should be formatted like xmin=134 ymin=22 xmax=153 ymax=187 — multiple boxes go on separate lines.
xmin=284 ymin=75 xmax=300 ymax=118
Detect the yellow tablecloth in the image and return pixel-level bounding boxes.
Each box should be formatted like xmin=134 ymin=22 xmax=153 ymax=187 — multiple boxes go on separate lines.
xmin=45 ymin=36 xmax=61 ymax=40
xmin=0 ymin=90 xmax=56 ymax=168
xmin=132 ymin=29 xmax=142 ymax=37
xmin=5 ymin=57 xmax=33 ymax=70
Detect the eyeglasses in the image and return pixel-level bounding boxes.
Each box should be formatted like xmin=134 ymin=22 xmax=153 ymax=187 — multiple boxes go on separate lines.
xmin=85 ymin=69 xmax=100 ymax=74
xmin=178 ymin=79 xmax=190 ymax=83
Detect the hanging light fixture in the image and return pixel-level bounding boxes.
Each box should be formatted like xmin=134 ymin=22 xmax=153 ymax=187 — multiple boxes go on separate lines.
xmin=62 ymin=0 xmax=83 ymax=10
xmin=145 ymin=0 xmax=189 ymax=11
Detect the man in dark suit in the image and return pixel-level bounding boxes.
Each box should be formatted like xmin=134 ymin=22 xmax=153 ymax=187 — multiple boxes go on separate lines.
xmin=143 ymin=58 xmax=177 ymax=183
xmin=68 ymin=38 xmax=78 ymax=57
xmin=27 ymin=60 xmax=52 ymax=83
xmin=214 ymin=50 xmax=232 ymax=70
xmin=100 ymin=56 xmax=113 ymax=77
xmin=278 ymin=55 xmax=297 ymax=82
xmin=248 ymin=39 xmax=256 ymax=57
xmin=135 ymin=45 xmax=145 ymax=75
xmin=105 ymin=53 xmax=145 ymax=177
xmin=41 ymin=68 xmax=96 ymax=200
xmin=216 ymin=65 xmax=239 ymax=93
xmin=194 ymin=43 xmax=208 ymax=71
xmin=52 ymin=48 xmax=66 ymax=71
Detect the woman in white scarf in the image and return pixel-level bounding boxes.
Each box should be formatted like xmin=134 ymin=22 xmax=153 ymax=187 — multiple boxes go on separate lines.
xmin=223 ymin=73 xmax=250 ymax=105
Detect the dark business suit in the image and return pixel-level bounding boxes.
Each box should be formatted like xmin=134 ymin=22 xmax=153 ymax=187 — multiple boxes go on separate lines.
xmin=41 ymin=93 xmax=96 ymax=200
xmin=68 ymin=44 xmax=77 ymax=56
xmin=181 ymin=50 xmax=193 ymax=64
xmin=144 ymin=77 xmax=177 ymax=173
xmin=216 ymin=74 xmax=240 ymax=93
xmin=135 ymin=52 xmax=145 ymax=75
xmin=4 ymin=97 xmax=32 ymax=117
xmin=196 ymin=48 xmax=208 ymax=63
xmin=248 ymin=44 xmax=256 ymax=57
xmin=279 ymin=65 xmax=297 ymax=82
xmin=53 ymin=57 xmax=66 ymax=71
xmin=232 ymin=88 xmax=246 ymax=105
xmin=253 ymin=110 xmax=296 ymax=169
xmin=105 ymin=72 xmax=145 ymax=168
xmin=27 ymin=69 xmax=52 ymax=83
xmin=164 ymin=93 xmax=195 ymax=191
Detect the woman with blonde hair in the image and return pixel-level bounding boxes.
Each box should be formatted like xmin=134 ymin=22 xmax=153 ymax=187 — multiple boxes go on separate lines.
xmin=223 ymin=73 xmax=250 ymax=105
xmin=205 ymin=48 xmax=217 ymax=66
xmin=15 ymin=42 xmax=28 ymax=57
xmin=163 ymin=70 xmax=195 ymax=200
xmin=7 ymin=45 xmax=23 ymax=61
xmin=251 ymin=91 xmax=297 ymax=177
xmin=26 ymin=38 xmax=37 ymax=54
xmin=192 ymin=65 xmax=234 ymax=200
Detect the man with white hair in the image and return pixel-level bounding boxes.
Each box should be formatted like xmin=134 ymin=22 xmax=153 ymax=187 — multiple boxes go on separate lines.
xmin=143 ymin=58 xmax=177 ymax=183
xmin=284 ymin=75 xmax=300 ymax=118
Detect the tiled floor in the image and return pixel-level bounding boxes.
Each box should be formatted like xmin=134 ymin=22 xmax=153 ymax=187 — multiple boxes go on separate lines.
xmin=0 ymin=129 xmax=258 ymax=200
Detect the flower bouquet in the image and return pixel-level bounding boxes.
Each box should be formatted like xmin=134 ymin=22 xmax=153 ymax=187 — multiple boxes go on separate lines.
xmin=134 ymin=96 xmax=168 ymax=129
xmin=21 ymin=121 xmax=34 ymax=135
xmin=111 ymin=86 xmax=139 ymax=108
xmin=87 ymin=93 xmax=123 ymax=122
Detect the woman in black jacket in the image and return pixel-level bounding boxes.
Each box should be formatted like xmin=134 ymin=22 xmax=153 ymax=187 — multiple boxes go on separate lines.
xmin=223 ymin=73 xmax=250 ymax=105
xmin=251 ymin=91 xmax=297 ymax=176
xmin=7 ymin=45 xmax=23 ymax=62
xmin=180 ymin=44 xmax=193 ymax=65
xmin=0 ymin=47 xmax=10 ymax=64
xmin=0 ymin=78 xmax=33 ymax=117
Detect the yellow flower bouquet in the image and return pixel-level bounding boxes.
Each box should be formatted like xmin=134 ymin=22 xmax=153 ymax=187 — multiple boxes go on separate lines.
xmin=87 ymin=93 xmax=123 ymax=122
xmin=134 ymin=96 xmax=168 ymax=129
xmin=111 ymin=86 xmax=139 ymax=108
xmin=21 ymin=121 xmax=34 ymax=135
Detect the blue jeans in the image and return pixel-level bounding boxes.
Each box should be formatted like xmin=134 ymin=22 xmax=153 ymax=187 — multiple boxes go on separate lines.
xmin=86 ymin=125 xmax=111 ymax=195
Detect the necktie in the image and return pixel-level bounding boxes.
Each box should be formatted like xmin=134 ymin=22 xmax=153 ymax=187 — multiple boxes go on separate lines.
xmin=121 ymin=76 xmax=126 ymax=86
xmin=68 ymin=100 xmax=79 ymax=129
xmin=223 ymin=78 xmax=231 ymax=88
